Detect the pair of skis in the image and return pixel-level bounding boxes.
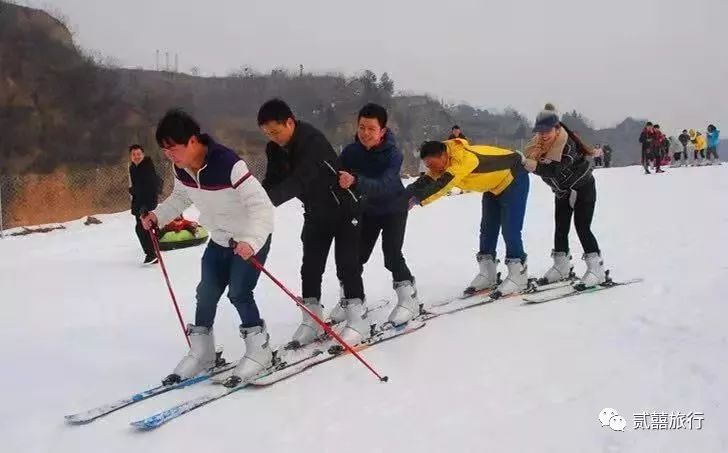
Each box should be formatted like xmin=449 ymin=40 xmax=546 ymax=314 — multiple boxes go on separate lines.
xmin=130 ymin=320 xmax=426 ymax=430
xmin=522 ymin=272 xmax=644 ymax=304
xmin=66 ymin=275 xmax=642 ymax=430
xmin=64 ymin=299 xmax=391 ymax=425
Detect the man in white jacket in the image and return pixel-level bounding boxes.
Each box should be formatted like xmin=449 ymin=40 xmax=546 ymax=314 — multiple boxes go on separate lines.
xmin=141 ymin=109 xmax=275 ymax=387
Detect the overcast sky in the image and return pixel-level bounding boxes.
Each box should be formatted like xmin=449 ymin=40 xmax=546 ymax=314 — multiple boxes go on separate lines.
xmin=19 ymin=0 xmax=728 ymax=134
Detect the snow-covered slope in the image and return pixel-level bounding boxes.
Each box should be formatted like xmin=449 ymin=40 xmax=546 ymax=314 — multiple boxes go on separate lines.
xmin=1 ymin=166 xmax=726 ymax=452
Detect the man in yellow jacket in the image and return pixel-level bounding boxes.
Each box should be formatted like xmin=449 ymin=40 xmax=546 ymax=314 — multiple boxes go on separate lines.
xmin=406 ymin=139 xmax=530 ymax=298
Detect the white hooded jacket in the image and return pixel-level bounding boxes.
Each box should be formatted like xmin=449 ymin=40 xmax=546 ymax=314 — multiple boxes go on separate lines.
xmin=153 ymin=140 xmax=273 ymax=253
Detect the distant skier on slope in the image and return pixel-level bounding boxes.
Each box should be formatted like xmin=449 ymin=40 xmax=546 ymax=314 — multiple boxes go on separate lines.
xmin=257 ymin=99 xmax=369 ymax=347
xmin=651 ymin=124 xmax=666 ymax=173
xmin=602 ymin=144 xmax=613 ymax=167
xmin=706 ymin=124 xmax=720 ymax=165
xmin=336 ymin=103 xmax=420 ymax=326
xmin=692 ymin=130 xmax=707 ymax=165
xmin=639 ymin=122 xmax=655 ymax=174
xmin=669 ymin=137 xmax=683 ymax=168
xmin=141 ymin=109 xmax=275 ymax=386
xmin=405 ymin=138 xmax=530 ymax=298
xmin=522 ymin=104 xmax=607 ymax=289
xmin=677 ymin=130 xmax=690 ymax=167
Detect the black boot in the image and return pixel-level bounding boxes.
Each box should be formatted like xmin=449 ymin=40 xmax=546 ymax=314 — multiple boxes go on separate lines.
xmin=143 ymin=254 xmax=159 ymax=265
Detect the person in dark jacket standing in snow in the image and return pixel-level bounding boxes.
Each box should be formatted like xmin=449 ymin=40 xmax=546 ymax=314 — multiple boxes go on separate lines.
xmin=678 ymin=129 xmax=690 ymax=164
xmin=336 ymin=103 xmax=419 ymax=326
xmin=128 ymin=144 xmax=160 ymax=264
xmin=257 ymin=98 xmax=369 ymax=347
xmin=652 ymin=124 xmax=667 ymax=172
xmin=639 ymin=122 xmax=656 ymax=174
xmin=523 ymin=104 xmax=607 ymax=290
xmin=602 ymin=144 xmax=613 ymax=168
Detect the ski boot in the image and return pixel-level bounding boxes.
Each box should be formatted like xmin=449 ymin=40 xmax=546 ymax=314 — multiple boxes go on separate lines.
xmin=223 ymin=322 xmax=274 ymax=388
xmin=339 ymin=298 xmax=371 ymax=345
xmin=287 ymin=297 xmax=325 ymax=350
xmin=537 ymin=250 xmax=574 ymax=285
xmin=162 ymin=324 xmax=216 ymax=386
xmin=574 ymin=252 xmax=608 ymax=290
xmin=327 ymin=282 xmax=347 ymax=324
xmin=491 ymin=257 xmax=529 ymax=299
xmin=387 ymin=279 xmax=421 ymax=326
xmin=464 ymin=253 xmax=500 ymax=296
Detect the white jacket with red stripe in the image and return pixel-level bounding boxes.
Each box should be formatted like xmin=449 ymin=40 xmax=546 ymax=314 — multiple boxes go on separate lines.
xmin=153 ymin=140 xmax=274 ymax=253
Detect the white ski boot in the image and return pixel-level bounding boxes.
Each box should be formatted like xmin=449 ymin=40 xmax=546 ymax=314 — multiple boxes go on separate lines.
xmin=574 ymin=252 xmax=607 ymax=290
xmin=224 ymin=322 xmax=273 ymax=387
xmin=538 ymin=250 xmax=573 ymax=285
xmin=289 ymin=297 xmax=325 ymax=348
xmin=163 ymin=324 xmax=216 ymax=385
xmin=339 ymin=298 xmax=371 ymax=345
xmin=493 ymin=257 xmax=529 ymax=298
xmin=327 ymin=282 xmax=347 ymax=323
xmin=464 ymin=253 xmax=500 ymax=295
xmin=387 ymin=280 xmax=421 ymax=326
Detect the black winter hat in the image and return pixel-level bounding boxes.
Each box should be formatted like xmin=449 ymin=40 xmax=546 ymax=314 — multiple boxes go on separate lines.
xmin=533 ymin=103 xmax=560 ymax=133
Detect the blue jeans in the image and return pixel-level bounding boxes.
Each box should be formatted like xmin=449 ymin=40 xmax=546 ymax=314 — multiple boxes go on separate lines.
xmin=195 ymin=236 xmax=271 ymax=329
xmin=479 ymin=169 xmax=529 ymax=260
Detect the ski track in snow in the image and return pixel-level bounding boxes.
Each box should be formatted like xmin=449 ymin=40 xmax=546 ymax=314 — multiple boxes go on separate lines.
xmin=1 ymin=166 xmax=727 ymax=452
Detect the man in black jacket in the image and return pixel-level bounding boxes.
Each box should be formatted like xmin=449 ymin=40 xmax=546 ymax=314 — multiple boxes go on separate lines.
xmin=678 ymin=129 xmax=690 ymax=164
xmin=257 ymin=99 xmax=368 ymax=347
xmin=128 ymin=144 xmax=160 ymax=264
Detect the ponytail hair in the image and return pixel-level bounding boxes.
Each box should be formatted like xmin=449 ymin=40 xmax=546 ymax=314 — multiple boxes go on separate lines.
xmin=560 ymin=122 xmax=597 ymax=156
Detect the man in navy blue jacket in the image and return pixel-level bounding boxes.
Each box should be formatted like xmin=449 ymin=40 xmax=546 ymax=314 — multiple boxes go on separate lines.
xmin=337 ymin=103 xmax=420 ymax=326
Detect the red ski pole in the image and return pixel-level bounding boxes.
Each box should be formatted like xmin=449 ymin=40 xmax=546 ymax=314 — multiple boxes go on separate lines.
xmin=149 ymin=226 xmax=191 ymax=348
xmin=231 ymin=240 xmax=388 ymax=382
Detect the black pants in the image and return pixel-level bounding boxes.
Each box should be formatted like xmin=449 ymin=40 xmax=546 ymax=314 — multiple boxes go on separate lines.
xmin=707 ymin=147 xmax=719 ymax=160
xmin=301 ymin=213 xmax=364 ymax=300
xmin=135 ymin=215 xmax=155 ymax=256
xmin=695 ymin=149 xmax=705 ymax=160
xmin=357 ymin=211 xmax=414 ymax=283
xmin=641 ymin=148 xmax=651 ymax=172
xmin=554 ymin=179 xmax=600 ymax=255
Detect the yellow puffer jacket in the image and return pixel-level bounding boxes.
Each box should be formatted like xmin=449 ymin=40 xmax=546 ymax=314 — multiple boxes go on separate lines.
xmin=693 ymin=134 xmax=706 ymax=151
xmin=413 ymin=139 xmax=521 ymax=206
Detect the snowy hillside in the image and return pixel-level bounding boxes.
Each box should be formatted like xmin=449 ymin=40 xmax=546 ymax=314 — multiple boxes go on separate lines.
xmin=1 ymin=165 xmax=727 ymax=452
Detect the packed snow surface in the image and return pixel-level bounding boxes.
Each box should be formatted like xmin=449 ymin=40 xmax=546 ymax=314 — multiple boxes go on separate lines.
xmin=1 ymin=165 xmax=726 ymax=452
